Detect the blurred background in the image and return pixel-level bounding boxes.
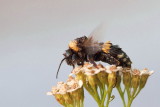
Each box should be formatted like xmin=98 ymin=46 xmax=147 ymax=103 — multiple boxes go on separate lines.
xmin=0 ymin=0 xmax=160 ymax=107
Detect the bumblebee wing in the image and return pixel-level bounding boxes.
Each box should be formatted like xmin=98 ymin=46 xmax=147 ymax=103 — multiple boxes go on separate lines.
xmin=83 ymin=24 xmax=107 ymax=54
xmin=83 ymin=36 xmax=102 ymax=54
xmin=89 ymin=23 xmax=107 ymax=41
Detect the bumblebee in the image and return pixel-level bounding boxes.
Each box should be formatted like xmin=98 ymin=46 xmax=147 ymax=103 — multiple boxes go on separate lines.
xmin=56 ymin=36 xmax=132 ymax=78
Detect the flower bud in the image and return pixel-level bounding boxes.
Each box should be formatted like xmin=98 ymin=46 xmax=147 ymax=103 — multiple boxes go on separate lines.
xmin=116 ymin=72 xmax=122 ymax=88
xmin=67 ymin=77 xmax=84 ymax=102
xmin=97 ymin=71 xmax=108 ymax=85
xmin=131 ymin=69 xmax=140 ymax=89
xmin=71 ymin=87 xmax=84 ymax=101
xmin=87 ymin=75 xmax=97 ymax=88
xmin=54 ymin=94 xmax=65 ymax=106
xmin=122 ymin=68 xmax=131 ymax=88
xmin=96 ymin=64 xmax=108 ymax=85
xmin=108 ymin=72 xmax=116 ymax=87
xmin=140 ymin=69 xmax=154 ymax=89
xmin=46 ymin=84 xmax=67 ymax=106
xmin=140 ymin=74 xmax=149 ymax=89
xmin=83 ymin=64 xmax=101 ymax=90
xmin=63 ymin=93 xmax=73 ymax=104
xmin=106 ymin=65 xmax=120 ymax=87
xmin=76 ymin=72 xmax=86 ymax=83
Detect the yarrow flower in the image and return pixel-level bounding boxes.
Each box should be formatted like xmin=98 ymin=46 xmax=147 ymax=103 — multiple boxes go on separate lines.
xmin=47 ymin=63 xmax=154 ymax=107
xmin=47 ymin=76 xmax=84 ymax=107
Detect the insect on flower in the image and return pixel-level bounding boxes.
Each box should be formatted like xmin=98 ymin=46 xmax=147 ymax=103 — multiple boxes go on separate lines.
xmin=56 ymin=27 xmax=132 ymax=78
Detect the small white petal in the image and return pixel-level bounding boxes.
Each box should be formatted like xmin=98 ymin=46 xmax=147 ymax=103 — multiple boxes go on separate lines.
xmin=148 ymin=70 xmax=155 ymax=75
xmin=46 ymin=92 xmax=53 ymax=95
xmin=78 ymin=80 xmax=83 ymax=87
xmin=69 ymin=73 xmax=74 ymax=77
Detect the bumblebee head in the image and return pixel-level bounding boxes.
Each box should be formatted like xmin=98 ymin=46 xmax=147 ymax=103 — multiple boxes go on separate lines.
xmin=56 ymin=36 xmax=87 ymax=78
xmin=63 ymin=49 xmax=73 ymax=65
xmin=68 ymin=36 xmax=87 ymax=52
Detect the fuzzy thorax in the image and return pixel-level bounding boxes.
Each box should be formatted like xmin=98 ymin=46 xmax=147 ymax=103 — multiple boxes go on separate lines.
xmin=68 ymin=40 xmax=80 ymax=52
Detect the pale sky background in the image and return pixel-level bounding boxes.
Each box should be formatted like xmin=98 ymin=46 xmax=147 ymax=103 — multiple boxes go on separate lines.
xmin=0 ymin=0 xmax=160 ymax=107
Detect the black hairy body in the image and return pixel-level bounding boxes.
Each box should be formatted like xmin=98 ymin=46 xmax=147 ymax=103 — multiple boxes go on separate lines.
xmin=56 ymin=36 xmax=132 ymax=78
xmin=64 ymin=43 xmax=131 ymax=67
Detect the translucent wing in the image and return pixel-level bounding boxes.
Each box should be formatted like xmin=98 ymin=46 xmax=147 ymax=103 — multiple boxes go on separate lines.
xmin=83 ymin=36 xmax=101 ymax=54
xmin=89 ymin=23 xmax=107 ymax=41
xmin=83 ymin=24 xmax=107 ymax=54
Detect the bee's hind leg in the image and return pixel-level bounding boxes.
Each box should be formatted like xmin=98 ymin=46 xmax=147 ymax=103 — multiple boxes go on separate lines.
xmin=87 ymin=55 xmax=97 ymax=68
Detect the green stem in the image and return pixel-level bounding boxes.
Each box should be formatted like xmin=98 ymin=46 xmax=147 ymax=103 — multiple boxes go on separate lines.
xmin=127 ymin=99 xmax=133 ymax=107
xmin=100 ymin=89 xmax=108 ymax=107
xmin=100 ymin=87 xmax=104 ymax=99
xmin=117 ymin=86 xmax=126 ymax=107
xmin=126 ymin=87 xmax=140 ymax=107
xmin=106 ymin=87 xmax=113 ymax=107
xmin=80 ymin=100 xmax=84 ymax=107
xmin=126 ymin=87 xmax=131 ymax=100
xmin=65 ymin=104 xmax=74 ymax=107
xmin=93 ymin=87 xmax=101 ymax=107
xmin=84 ymin=84 xmax=101 ymax=107
xmin=133 ymin=89 xmax=142 ymax=99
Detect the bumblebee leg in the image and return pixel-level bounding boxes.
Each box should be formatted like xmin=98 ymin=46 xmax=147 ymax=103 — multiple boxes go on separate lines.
xmin=72 ymin=64 xmax=75 ymax=69
xmin=72 ymin=54 xmax=77 ymax=63
xmin=87 ymin=55 xmax=97 ymax=67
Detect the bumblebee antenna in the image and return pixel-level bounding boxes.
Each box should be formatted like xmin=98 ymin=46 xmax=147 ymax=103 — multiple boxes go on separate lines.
xmin=56 ymin=58 xmax=66 ymax=79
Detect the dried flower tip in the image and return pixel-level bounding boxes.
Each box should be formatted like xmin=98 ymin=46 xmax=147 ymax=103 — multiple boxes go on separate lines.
xmin=83 ymin=62 xmax=90 ymax=66
xmin=97 ymin=63 xmax=106 ymax=71
xmin=97 ymin=63 xmax=104 ymax=68
xmin=67 ymin=76 xmax=75 ymax=82
xmin=140 ymin=68 xmax=155 ymax=76
xmin=71 ymin=66 xmax=83 ymax=74
xmin=66 ymin=77 xmax=84 ymax=101
xmin=67 ymin=76 xmax=83 ymax=92
xmin=58 ymin=83 xmax=68 ymax=94
xmin=50 ymin=86 xmax=59 ymax=94
xmin=132 ymin=69 xmax=141 ymax=75
xmin=139 ymin=68 xmax=154 ymax=89
xmin=83 ymin=63 xmax=94 ymax=69
xmin=46 ymin=92 xmax=53 ymax=96
xmin=82 ymin=63 xmax=106 ymax=75
xmin=56 ymin=82 xmax=65 ymax=89
xmin=83 ymin=64 xmax=101 ymax=75
xmin=106 ymin=65 xmax=122 ymax=73
xmin=122 ymin=68 xmax=131 ymax=73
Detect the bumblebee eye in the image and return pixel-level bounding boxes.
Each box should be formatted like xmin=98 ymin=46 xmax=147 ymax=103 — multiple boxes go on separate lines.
xmin=65 ymin=50 xmax=71 ymax=57
xmin=63 ymin=49 xmax=72 ymax=58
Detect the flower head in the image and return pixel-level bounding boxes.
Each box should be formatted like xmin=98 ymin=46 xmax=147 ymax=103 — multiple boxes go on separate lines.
xmin=140 ymin=68 xmax=154 ymax=76
xmin=122 ymin=68 xmax=132 ymax=88
xmin=139 ymin=68 xmax=154 ymax=89
xmin=47 ymin=76 xmax=84 ymax=106
xmin=106 ymin=65 xmax=122 ymax=87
